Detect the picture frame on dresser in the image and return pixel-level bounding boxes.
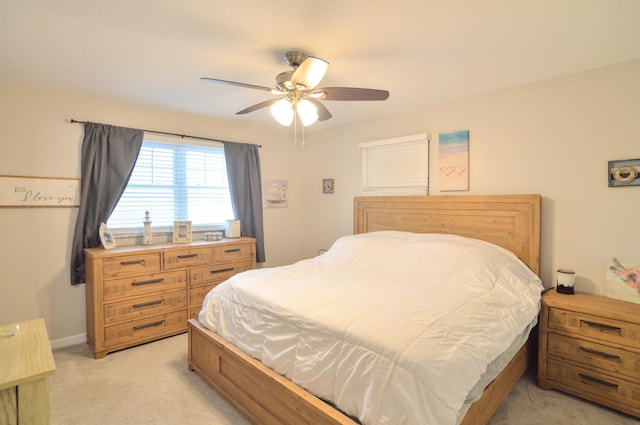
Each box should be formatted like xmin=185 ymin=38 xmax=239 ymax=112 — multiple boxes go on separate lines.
xmin=173 ymin=221 xmax=192 ymax=243
xmin=99 ymin=223 xmax=116 ymax=249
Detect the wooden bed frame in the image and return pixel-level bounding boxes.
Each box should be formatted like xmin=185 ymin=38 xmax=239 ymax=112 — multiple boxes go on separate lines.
xmin=188 ymin=194 xmax=541 ymax=425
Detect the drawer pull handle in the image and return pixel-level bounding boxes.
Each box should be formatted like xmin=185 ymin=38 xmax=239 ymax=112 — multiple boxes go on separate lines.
xmin=579 ymin=346 xmax=620 ymax=362
xmin=581 ymin=320 xmax=621 ymax=334
xmin=177 ymin=253 xmax=198 ymax=259
xmin=133 ymin=320 xmax=165 ymax=331
xmin=210 ymin=267 xmax=235 ymax=274
xmin=578 ymin=374 xmax=618 ymax=390
xmin=121 ymin=259 xmax=145 ymax=266
xmin=131 ymin=278 xmax=164 ymax=286
xmin=224 ymin=248 xmax=241 ymax=253
xmin=132 ymin=299 xmax=164 ymax=309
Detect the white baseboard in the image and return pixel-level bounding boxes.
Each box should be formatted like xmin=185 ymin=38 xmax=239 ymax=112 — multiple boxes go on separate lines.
xmin=50 ymin=333 xmax=86 ymax=350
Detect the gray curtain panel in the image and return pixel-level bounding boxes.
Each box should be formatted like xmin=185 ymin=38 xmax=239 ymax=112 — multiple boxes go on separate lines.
xmin=70 ymin=122 xmax=144 ymax=284
xmin=223 ymin=141 xmax=266 ymax=263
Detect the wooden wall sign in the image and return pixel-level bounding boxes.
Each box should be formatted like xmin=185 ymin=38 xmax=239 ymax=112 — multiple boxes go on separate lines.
xmin=0 ymin=175 xmax=81 ymax=207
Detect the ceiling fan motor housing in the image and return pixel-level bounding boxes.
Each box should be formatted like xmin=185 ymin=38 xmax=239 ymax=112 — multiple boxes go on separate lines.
xmin=284 ymin=51 xmax=308 ymax=68
xmin=276 ymin=71 xmax=295 ymax=91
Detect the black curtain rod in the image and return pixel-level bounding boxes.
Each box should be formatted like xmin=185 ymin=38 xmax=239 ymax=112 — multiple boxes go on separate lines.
xmin=69 ymin=119 xmax=262 ymax=148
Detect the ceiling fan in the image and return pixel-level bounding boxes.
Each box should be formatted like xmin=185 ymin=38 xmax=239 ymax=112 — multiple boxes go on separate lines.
xmin=201 ymin=50 xmax=390 ymax=127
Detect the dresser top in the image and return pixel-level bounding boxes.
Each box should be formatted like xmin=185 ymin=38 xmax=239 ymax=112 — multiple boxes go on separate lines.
xmin=0 ymin=318 xmax=56 ymax=390
xmin=84 ymin=237 xmax=255 ymax=258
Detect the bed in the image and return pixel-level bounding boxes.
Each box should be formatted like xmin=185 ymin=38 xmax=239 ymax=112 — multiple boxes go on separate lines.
xmin=188 ymin=194 xmax=542 ymax=425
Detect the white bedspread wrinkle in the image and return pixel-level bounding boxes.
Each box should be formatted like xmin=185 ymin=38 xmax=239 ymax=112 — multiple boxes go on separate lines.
xmin=199 ymin=231 xmax=543 ymax=425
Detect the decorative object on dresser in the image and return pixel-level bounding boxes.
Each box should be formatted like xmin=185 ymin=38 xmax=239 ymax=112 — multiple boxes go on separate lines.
xmin=537 ymin=290 xmax=640 ymax=419
xmin=0 ymin=319 xmax=56 ymax=425
xmin=84 ymin=238 xmax=255 ymax=358
xmin=172 ymin=221 xmax=192 ymax=243
xmin=606 ymin=257 xmax=640 ymax=304
xmin=142 ymin=210 xmax=154 ymax=246
xmin=99 ymin=223 xmax=116 ymax=250
xmin=556 ymin=268 xmax=576 ymax=294
xmin=224 ymin=219 xmax=241 ymax=238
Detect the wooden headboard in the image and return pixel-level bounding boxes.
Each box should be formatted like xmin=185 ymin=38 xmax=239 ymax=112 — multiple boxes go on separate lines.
xmin=354 ymin=194 xmax=541 ymax=275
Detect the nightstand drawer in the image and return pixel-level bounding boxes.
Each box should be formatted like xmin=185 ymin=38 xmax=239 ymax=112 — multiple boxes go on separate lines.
xmin=548 ymin=333 xmax=640 ymax=379
xmin=549 ymin=307 xmax=640 ymax=349
xmin=547 ymin=359 xmax=640 ymax=408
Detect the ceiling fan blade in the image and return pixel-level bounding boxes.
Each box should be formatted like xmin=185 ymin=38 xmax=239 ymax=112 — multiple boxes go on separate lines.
xmin=307 ymin=99 xmax=332 ymax=121
xmin=201 ymin=77 xmax=274 ymax=93
xmin=290 ymin=56 xmax=329 ymax=90
xmin=312 ymin=87 xmax=390 ymax=101
xmin=236 ymin=98 xmax=282 ymax=115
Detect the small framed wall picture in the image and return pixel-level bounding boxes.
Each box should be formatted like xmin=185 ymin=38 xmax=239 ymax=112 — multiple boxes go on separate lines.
xmin=323 ymin=178 xmax=334 ymax=194
xmin=173 ymin=220 xmax=192 ymax=243
xmin=608 ymin=158 xmax=640 ymax=187
xmin=99 ymin=223 xmax=116 ymax=249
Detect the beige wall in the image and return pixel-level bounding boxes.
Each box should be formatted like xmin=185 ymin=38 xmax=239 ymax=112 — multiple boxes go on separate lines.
xmin=1 ymin=59 xmax=639 ymax=344
xmin=0 ymin=82 xmax=304 ymax=342
xmin=300 ymin=59 xmax=640 ymax=293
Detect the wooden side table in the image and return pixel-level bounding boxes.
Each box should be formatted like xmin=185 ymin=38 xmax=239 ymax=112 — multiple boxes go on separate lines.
xmin=537 ymin=291 xmax=640 ymax=418
xmin=0 ymin=319 xmax=56 ymax=425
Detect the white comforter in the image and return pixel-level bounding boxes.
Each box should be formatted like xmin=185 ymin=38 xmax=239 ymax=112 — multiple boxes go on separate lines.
xmin=199 ymin=231 xmax=543 ymax=425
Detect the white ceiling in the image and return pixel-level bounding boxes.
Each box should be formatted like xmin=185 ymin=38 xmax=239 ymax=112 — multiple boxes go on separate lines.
xmin=2 ymin=0 xmax=640 ymax=131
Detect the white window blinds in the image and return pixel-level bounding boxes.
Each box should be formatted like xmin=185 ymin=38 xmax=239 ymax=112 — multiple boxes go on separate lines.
xmin=107 ymin=137 xmax=234 ymax=233
xmin=360 ymin=133 xmax=429 ymax=195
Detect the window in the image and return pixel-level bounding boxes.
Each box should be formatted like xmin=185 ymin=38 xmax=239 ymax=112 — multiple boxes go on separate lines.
xmin=107 ymin=137 xmax=234 ymax=234
xmin=360 ymin=133 xmax=429 ymax=195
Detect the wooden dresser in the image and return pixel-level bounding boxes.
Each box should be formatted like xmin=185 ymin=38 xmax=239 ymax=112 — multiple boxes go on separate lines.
xmin=537 ymin=290 xmax=640 ymax=418
xmin=85 ymin=237 xmax=255 ymax=358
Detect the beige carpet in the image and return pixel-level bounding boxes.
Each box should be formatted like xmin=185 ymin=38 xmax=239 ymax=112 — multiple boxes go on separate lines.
xmin=50 ymin=334 xmax=636 ymax=425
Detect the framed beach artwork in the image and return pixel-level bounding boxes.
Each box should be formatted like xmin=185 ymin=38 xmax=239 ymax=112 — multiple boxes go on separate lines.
xmin=439 ymin=130 xmax=469 ymax=191
xmin=264 ymin=179 xmax=288 ymax=208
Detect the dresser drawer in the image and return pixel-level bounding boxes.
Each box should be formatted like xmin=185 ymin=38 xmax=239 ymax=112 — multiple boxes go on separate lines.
xmin=102 ymin=253 xmax=161 ymax=278
xmin=548 ymin=332 xmax=640 ymax=379
xmin=163 ymin=247 xmax=211 ymax=269
xmin=104 ymin=310 xmax=188 ymax=347
xmin=549 ymin=307 xmax=640 ymax=349
xmin=547 ymin=358 xmax=640 ymax=408
xmin=212 ymin=242 xmax=254 ymax=262
xmin=103 ymin=270 xmax=187 ymax=301
xmin=189 ymin=282 xmax=221 ymax=320
xmin=104 ymin=289 xmax=188 ymax=324
xmin=190 ymin=259 xmax=253 ymax=287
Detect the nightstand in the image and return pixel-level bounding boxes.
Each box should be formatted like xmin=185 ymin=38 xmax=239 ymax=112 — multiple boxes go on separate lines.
xmin=0 ymin=319 xmax=56 ymax=425
xmin=537 ymin=291 xmax=640 ymax=418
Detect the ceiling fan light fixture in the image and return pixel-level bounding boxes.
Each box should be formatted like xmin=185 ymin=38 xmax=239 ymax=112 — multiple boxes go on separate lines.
xmin=291 ymin=57 xmax=329 ymax=90
xmin=270 ymin=98 xmax=294 ymax=126
xmin=296 ymin=99 xmax=319 ymax=126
